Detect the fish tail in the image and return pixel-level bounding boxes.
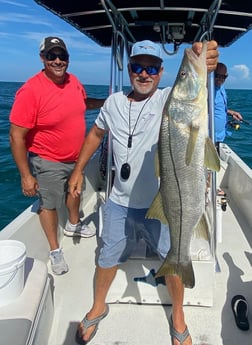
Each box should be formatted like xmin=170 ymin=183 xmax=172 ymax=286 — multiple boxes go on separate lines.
xmin=155 ymin=260 xmax=195 ymax=289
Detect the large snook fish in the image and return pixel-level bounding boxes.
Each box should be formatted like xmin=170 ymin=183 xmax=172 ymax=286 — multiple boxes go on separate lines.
xmin=146 ymin=42 xmax=220 ymax=288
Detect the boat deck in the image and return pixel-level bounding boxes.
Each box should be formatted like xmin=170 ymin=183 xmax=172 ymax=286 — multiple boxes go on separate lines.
xmin=1 ymin=150 xmax=251 ymax=345
xmin=47 ymin=171 xmax=252 ymax=345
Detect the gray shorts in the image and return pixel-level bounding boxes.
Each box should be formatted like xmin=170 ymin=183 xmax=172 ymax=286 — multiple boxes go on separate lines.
xmin=98 ymin=199 xmax=170 ymax=268
xmin=29 ymin=154 xmax=81 ymax=209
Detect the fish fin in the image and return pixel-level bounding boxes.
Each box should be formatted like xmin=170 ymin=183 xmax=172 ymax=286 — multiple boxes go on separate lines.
xmin=146 ymin=192 xmax=168 ymax=225
xmin=155 ymin=260 xmax=195 ymax=289
xmin=185 ymin=124 xmax=200 ymax=165
xmin=154 ymin=149 xmax=160 ymax=177
xmin=194 ymin=213 xmax=210 ymax=241
xmin=204 ymin=137 xmax=221 ymax=171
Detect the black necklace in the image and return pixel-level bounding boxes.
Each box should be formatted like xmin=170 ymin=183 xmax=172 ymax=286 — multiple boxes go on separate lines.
xmin=120 ymin=97 xmax=150 ymax=180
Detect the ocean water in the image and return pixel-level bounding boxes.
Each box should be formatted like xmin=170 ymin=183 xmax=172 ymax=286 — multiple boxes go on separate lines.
xmin=0 ymin=82 xmax=251 ymax=230
xmin=225 ymin=89 xmax=252 ymax=165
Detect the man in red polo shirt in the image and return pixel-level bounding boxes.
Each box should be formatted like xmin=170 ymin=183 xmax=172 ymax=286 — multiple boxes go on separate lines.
xmin=9 ymin=37 xmax=104 ymax=275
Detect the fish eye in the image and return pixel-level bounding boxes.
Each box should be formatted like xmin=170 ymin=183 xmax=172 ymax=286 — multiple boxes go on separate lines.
xmin=180 ymin=70 xmax=187 ymax=79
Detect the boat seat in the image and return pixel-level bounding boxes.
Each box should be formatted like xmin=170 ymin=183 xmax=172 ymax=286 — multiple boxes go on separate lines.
xmin=0 ymin=319 xmax=32 ymax=344
xmin=0 ymin=257 xmax=53 ymax=345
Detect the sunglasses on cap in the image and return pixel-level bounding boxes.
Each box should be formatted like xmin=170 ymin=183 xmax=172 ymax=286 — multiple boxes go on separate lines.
xmin=44 ymin=52 xmax=69 ymax=61
xmin=130 ymin=63 xmax=161 ymax=75
xmin=215 ymin=73 xmax=228 ymax=80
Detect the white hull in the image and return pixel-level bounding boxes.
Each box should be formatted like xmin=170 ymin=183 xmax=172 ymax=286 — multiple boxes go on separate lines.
xmin=0 ymin=143 xmax=251 ymax=345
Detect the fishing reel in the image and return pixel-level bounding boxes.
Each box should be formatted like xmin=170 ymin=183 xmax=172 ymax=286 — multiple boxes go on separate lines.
xmin=228 ymin=120 xmax=240 ymax=130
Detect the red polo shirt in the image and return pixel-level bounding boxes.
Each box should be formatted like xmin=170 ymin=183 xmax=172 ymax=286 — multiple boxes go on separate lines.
xmin=10 ymin=71 xmax=87 ymax=162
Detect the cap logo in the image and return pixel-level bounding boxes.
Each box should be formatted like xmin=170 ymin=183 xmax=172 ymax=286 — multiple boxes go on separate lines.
xmin=139 ymin=45 xmax=156 ymax=51
xmin=51 ymin=38 xmax=60 ymax=44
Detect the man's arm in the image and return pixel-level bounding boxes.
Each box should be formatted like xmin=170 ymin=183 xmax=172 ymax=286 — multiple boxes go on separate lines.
xmin=227 ymin=109 xmax=243 ymax=121
xmin=69 ymin=124 xmax=106 ymax=198
xmin=9 ymin=124 xmax=38 ymax=196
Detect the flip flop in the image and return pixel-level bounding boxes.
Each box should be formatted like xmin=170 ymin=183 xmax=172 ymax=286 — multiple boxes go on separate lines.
xmin=231 ymin=295 xmax=249 ymax=331
xmin=169 ymin=316 xmax=191 ymax=344
xmin=75 ymin=304 xmax=109 ymax=344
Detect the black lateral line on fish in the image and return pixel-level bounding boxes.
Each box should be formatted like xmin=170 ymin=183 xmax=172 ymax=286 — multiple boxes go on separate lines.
xmin=168 ymin=115 xmax=183 ymax=266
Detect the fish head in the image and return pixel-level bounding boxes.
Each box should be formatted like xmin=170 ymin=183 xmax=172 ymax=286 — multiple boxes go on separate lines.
xmin=165 ymin=42 xmax=208 ymax=127
xmin=172 ymin=44 xmax=207 ymax=104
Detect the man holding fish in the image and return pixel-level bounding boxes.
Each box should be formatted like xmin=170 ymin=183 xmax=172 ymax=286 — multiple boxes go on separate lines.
xmin=69 ymin=39 xmax=219 ymax=345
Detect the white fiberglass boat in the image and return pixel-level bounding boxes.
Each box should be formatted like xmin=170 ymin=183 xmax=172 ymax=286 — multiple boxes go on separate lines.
xmin=0 ymin=1 xmax=251 ymax=344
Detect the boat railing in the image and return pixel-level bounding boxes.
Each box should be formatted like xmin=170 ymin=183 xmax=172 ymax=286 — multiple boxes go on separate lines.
xmin=220 ymin=143 xmax=252 ymax=232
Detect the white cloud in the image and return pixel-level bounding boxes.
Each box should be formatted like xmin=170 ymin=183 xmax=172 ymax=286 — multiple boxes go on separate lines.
xmin=0 ymin=0 xmax=27 ymax=6
xmin=0 ymin=13 xmax=53 ymax=27
xmin=231 ymin=64 xmax=250 ymax=79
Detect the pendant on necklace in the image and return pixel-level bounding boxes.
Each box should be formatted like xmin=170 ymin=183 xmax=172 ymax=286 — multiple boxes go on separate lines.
xmin=121 ymin=163 xmax=131 ymax=180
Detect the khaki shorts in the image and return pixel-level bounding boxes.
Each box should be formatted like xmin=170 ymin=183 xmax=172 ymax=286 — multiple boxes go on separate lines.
xmin=29 ymin=154 xmax=83 ymax=209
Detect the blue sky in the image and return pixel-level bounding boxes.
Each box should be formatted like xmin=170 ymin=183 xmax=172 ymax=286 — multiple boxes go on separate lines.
xmin=1 ymin=0 xmax=252 ymax=89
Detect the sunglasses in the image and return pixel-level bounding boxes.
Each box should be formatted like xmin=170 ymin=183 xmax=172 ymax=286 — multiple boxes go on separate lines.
xmin=44 ymin=52 xmax=69 ymax=62
xmin=215 ymin=73 xmax=228 ymax=80
xmin=130 ymin=63 xmax=161 ymax=75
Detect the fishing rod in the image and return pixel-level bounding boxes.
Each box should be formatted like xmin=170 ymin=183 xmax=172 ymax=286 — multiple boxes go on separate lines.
xmin=240 ymin=118 xmax=251 ymax=125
